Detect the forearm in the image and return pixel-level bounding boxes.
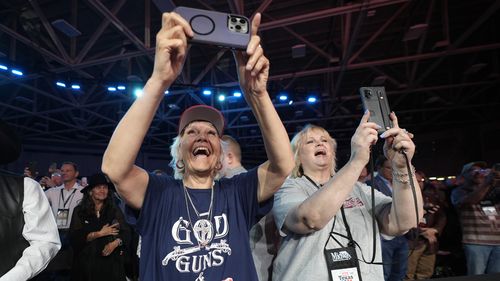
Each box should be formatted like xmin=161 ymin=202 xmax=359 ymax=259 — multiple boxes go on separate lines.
xmin=458 ymin=184 xmax=492 ymax=206
xmin=289 ymin=160 xmax=365 ymax=233
xmin=86 ymin=230 xmax=103 ymax=241
xmin=102 ymin=78 xmax=166 ymax=184
xmin=249 ymin=93 xmax=293 ymax=177
xmin=384 ymin=173 xmax=424 ymax=235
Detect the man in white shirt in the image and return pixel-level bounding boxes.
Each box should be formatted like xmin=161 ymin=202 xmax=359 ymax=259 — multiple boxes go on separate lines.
xmin=45 ymin=162 xmax=83 ymax=230
xmin=44 ymin=161 xmax=83 ymax=279
xmin=0 ymin=120 xmax=61 ymax=281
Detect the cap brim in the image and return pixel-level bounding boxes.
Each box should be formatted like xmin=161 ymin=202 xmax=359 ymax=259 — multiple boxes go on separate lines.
xmin=178 ymin=105 xmax=224 ymax=136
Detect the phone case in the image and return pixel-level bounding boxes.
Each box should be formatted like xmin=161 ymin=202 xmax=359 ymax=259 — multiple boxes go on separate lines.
xmin=174 ymin=6 xmax=250 ymax=50
xmin=359 ymin=87 xmax=392 ymax=133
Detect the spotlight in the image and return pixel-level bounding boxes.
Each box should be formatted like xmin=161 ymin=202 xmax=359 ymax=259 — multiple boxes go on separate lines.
xmin=107 ymin=86 xmax=117 ymax=92
xmin=288 ymin=100 xmax=294 ymax=105
xmin=218 ymin=94 xmax=226 ymax=102
xmin=279 ymin=94 xmax=288 ymax=101
xmin=164 ymin=90 xmax=169 ymax=95
xmin=56 ymin=81 xmax=66 ymax=88
xmin=71 ymin=84 xmax=81 ymax=90
xmin=11 ymin=69 xmax=23 ymax=76
xmin=232 ymin=91 xmax=242 ymax=97
xmin=202 ymin=89 xmax=212 ymax=96
xmin=134 ymin=88 xmax=143 ymax=98
xmin=307 ymin=96 xmax=317 ymax=103
xmin=117 ymin=85 xmax=126 ymax=90
xmin=0 ymin=64 xmax=8 ymax=71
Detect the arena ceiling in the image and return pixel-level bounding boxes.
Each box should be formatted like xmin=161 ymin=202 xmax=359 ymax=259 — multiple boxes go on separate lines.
xmin=0 ymin=0 xmax=499 ymax=165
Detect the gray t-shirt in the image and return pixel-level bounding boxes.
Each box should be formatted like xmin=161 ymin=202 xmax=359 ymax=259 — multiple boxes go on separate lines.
xmin=272 ymin=176 xmax=392 ymax=281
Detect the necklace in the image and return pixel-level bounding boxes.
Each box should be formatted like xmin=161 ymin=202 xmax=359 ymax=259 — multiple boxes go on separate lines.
xmin=182 ymin=182 xmax=215 ymax=247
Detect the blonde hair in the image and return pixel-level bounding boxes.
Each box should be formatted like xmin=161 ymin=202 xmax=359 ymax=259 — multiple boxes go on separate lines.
xmin=290 ymin=124 xmax=337 ymax=178
xmin=169 ymin=134 xmax=227 ymax=180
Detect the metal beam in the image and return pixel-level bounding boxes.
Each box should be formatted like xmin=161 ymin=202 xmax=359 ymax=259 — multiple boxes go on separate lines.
xmin=76 ymin=0 xmax=127 ymax=63
xmin=86 ymin=0 xmax=147 ymax=51
xmin=191 ymin=50 xmax=227 ymax=85
xmin=348 ymin=1 xmax=409 ymax=64
xmin=0 ymin=24 xmax=69 ymax=66
xmin=29 ymin=0 xmax=70 ymax=62
xmin=254 ymin=0 xmax=273 ymax=16
xmin=260 ymin=0 xmax=408 ymax=31
xmin=409 ymin=0 xmax=435 ymax=86
xmin=414 ymin=0 xmax=500 ymax=86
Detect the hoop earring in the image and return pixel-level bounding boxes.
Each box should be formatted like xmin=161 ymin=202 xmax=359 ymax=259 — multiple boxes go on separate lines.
xmin=176 ymin=160 xmax=185 ymax=170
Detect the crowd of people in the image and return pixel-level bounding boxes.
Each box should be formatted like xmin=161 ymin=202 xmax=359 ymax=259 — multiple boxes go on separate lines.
xmin=1 ymin=10 xmax=499 ymax=281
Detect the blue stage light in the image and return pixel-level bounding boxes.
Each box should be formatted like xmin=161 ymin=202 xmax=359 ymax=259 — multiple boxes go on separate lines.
xmin=71 ymin=84 xmax=81 ymax=90
xmin=164 ymin=90 xmax=169 ymax=95
xmin=56 ymin=81 xmax=66 ymax=88
xmin=0 ymin=65 xmax=8 ymax=71
xmin=218 ymin=94 xmax=226 ymax=102
xmin=307 ymin=96 xmax=317 ymax=103
xmin=108 ymin=86 xmax=117 ymax=92
xmin=279 ymin=94 xmax=288 ymax=101
xmin=134 ymin=88 xmax=143 ymax=98
xmin=117 ymin=85 xmax=126 ymax=90
xmin=202 ymin=89 xmax=212 ymax=96
xmin=11 ymin=69 xmax=23 ymax=76
xmin=289 ymin=100 xmax=294 ymax=105
xmin=232 ymin=91 xmax=242 ymax=97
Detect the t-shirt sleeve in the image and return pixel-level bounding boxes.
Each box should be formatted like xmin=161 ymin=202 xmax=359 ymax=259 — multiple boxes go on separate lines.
xmin=450 ymin=187 xmax=467 ymax=207
xmin=123 ymin=173 xmax=172 ymax=236
xmin=223 ymin=167 xmax=266 ymax=230
xmin=272 ymin=178 xmax=309 ymax=237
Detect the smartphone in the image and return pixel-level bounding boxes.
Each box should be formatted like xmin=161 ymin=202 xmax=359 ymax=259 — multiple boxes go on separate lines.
xmin=173 ymin=6 xmax=250 ymax=50
xmin=359 ymin=87 xmax=392 ymax=133
xmin=81 ymin=177 xmax=88 ymax=187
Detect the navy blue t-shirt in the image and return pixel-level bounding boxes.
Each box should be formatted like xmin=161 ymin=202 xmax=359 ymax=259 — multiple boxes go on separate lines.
xmin=125 ymin=167 xmax=272 ymax=281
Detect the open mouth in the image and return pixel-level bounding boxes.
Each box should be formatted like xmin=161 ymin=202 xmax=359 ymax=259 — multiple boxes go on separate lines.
xmin=314 ymin=150 xmax=327 ymax=156
xmin=193 ymin=146 xmax=211 ymax=157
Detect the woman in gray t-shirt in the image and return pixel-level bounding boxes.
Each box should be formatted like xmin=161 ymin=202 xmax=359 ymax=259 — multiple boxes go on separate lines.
xmin=272 ymin=111 xmax=423 ymax=281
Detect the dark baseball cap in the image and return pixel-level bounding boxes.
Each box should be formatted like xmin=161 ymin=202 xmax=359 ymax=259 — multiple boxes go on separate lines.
xmin=461 ymin=161 xmax=487 ymax=175
xmin=178 ymin=105 xmax=224 ymax=136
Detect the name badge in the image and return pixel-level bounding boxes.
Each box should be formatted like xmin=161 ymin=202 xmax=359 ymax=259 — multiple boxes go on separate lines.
xmin=324 ymin=246 xmax=362 ymax=281
xmin=57 ymin=208 xmax=69 ymax=228
xmin=480 ymin=201 xmax=498 ymax=217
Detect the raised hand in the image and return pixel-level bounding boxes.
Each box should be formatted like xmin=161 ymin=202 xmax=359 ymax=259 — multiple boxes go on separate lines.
xmin=151 ymin=12 xmax=194 ymax=88
xmin=349 ymin=110 xmax=380 ymax=165
xmin=234 ymin=13 xmax=269 ymax=98
xmin=380 ymin=112 xmax=416 ymax=169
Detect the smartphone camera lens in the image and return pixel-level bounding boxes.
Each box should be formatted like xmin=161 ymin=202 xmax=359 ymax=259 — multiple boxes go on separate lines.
xmin=364 ymin=90 xmax=372 ymax=98
xmin=231 ymin=18 xmax=237 ymax=23
xmin=239 ymin=19 xmax=246 ymax=24
xmin=235 ymin=25 xmax=241 ymax=30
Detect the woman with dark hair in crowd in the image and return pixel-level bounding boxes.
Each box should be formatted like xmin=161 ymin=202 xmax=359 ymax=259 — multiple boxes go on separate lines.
xmin=69 ymin=173 xmax=130 ymax=281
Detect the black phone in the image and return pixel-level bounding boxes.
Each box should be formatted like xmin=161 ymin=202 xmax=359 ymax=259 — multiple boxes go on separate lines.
xmin=173 ymin=6 xmax=250 ymax=50
xmin=359 ymin=86 xmax=392 ymax=133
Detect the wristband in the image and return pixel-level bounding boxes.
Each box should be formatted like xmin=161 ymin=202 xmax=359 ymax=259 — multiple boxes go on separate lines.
xmin=392 ymin=166 xmax=416 ymax=184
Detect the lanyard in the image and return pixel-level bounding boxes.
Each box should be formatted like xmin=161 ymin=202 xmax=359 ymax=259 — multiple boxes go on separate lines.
xmin=60 ymin=188 xmax=77 ymax=209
